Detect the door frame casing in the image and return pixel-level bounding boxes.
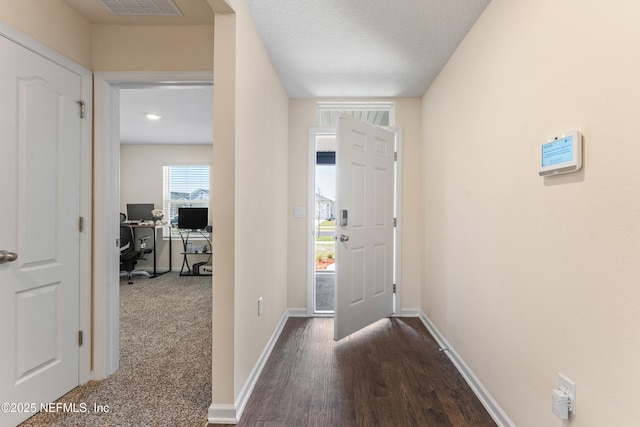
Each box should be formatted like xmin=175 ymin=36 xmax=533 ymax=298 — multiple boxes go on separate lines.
xmin=93 ymin=71 xmax=213 ymax=379
xmin=306 ymin=126 xmax=403 ymax=317
xmin=0 ymin=22 xmax=93 ymax=385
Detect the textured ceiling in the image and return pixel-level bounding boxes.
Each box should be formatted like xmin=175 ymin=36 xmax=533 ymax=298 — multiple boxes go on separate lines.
xmin=246 ymin=0 xmax=491 ymax=98
xmin=66 ymin=0 xmax=491 ymax=143
xmin=119 ymin=86 xmax=213 ymax=145
xmin=64 ymin=0 xmax=490 ymax=97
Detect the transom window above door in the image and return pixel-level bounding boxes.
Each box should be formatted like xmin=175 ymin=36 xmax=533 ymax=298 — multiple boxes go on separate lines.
xmin=316 ymin=102 xmax=395 ymax=127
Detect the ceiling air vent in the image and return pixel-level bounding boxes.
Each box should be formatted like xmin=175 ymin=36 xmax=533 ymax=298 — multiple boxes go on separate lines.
xmin=99 ymin=0 xmax=183 ymax=16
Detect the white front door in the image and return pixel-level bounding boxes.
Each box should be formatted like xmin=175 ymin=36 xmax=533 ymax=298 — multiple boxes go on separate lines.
xmin=334 ymin=114 xmax=395 ymax=340
xmin=0 ymin=34 xmax=81 ymax=426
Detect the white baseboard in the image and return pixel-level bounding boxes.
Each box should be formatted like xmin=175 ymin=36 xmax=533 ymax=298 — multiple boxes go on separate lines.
xmin=397 ymin=308 xmax=421 ymax=317
xmin=207 ymin=404 xmax=237 ymax=424
xmin=208 ymin=308 xmax=295 ymax=424
xmin=287 ymin=308 xmax=308 ymax=317
xmin=418 ymin=311 xmax=515 ymax=427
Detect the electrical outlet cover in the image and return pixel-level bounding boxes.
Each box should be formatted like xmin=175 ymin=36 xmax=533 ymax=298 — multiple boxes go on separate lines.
xmin=551 ymin=389 xmax=569 ymax=420
xmin=558 ymin=373 xmax=576 ymax=414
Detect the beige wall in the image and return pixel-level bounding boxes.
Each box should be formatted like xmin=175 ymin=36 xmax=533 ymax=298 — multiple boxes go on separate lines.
xmin=287 ymin=98 xmax=423 ymax=311
xmin=120 ymin=144 xmax=213 ymax=271
xmin=0 ymin=0 xmax=92 ymax=69
xmin=231 ymin=0 xmax=289 ymax=398
xmin=210 ymin=6 xmax=236 ymax=408
xmin=210 ymin=0 xmax=290 ymax=410
xmin=92 ymin=24 xmax=213 ymax=71
xmin=0 ymin=1 xmax=213 ymax=73
xmin=421 ymin=0 xmax=640 ymax=425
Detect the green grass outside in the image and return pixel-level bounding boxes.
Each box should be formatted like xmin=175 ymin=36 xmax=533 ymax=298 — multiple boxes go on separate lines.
xmin=316 ymin=220 xmax=335 ymax=242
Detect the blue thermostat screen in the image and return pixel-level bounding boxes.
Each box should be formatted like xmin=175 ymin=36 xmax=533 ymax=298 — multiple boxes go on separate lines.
xmin=542 ymin=136 xmax=573 ymax=167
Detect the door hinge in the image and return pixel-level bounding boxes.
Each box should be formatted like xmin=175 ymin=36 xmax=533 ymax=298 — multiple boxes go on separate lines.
xmin=79 ymin=216 xmax=84 ymax=232
xmin=77 ymin=100 xmax=85 ymax=119
xmin=393 ymin=218 xmax=397 ymax=227
xmin=78 ymin=330 xmax=83 ymax=346
xmin=394 ymin=151 xmax=397 ymax=161
xmin=393 ymin=284 xmax=397 ymax=294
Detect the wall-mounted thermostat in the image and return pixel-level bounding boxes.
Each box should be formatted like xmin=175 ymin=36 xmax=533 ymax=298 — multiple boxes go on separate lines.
xmin=539 ymin=130 xmax=583 ymax=176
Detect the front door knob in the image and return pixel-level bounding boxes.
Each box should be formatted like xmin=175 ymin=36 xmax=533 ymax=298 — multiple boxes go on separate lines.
xmin=0 ymin=250 xmax=18 ymax=264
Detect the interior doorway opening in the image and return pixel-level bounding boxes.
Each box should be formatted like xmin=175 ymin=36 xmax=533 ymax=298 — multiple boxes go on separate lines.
xmin=314 ymin=134 xmax=336 ymax=313
xmin=93 ymin=71 xmax=213 ymax=379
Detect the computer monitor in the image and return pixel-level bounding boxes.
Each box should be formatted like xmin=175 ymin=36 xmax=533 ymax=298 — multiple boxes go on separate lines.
xmin=126 ymin=203 xmax=154 ymax=222
xmin=178 ymin=207 xmax=208 ymax=230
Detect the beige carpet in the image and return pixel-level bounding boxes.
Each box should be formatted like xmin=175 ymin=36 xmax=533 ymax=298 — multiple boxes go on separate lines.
xmin=19 ymin=272 xmax=212 ymax=427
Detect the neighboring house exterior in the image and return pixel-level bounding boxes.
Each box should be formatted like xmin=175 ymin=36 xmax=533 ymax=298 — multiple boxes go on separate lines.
xmin=171 ymin=189 xmax=210 ymax=200
xmin=315 ymin=194 xmax=334 ymax=222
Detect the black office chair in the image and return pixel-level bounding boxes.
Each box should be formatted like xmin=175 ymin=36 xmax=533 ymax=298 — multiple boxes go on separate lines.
xmin=138 ymin=231 xmax=154 ymax=260
xmin=120 ymin=212 xmax=153 ymax=260
xmin=120 ymin=223 xmax=141 ymax=284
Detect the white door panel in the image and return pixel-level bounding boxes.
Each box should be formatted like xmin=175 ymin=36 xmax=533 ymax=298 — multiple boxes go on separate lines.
xmin=0 ymin=34 xmax=81 ymax=426
xmin=334 ymin=115 xmax=395 ymax=340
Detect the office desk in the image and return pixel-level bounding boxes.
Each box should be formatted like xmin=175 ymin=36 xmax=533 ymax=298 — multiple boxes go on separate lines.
xmin=129 ymin=223 xmax=171 ymax=277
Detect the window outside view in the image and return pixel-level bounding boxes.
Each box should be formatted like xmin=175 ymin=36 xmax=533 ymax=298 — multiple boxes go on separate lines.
xmin=315 ymin=163 xmax=335 ymax=313
xmin=162 ymin=165 xmax=210 ymax=237
xmin=315 ymin=164 xmax=336 ymax=270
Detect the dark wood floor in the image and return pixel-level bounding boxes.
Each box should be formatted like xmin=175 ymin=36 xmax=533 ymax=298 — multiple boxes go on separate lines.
xmin=212 ymin=317 xmax=496 ymax=427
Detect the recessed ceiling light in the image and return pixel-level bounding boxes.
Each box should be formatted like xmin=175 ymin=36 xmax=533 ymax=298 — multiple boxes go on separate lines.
xmin=146 ymin=113 xmax=162 ymax=120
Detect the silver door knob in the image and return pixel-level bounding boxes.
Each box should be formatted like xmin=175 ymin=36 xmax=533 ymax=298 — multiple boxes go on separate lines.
xmin=0 ymin=250 xmax=18 ymax=264
xmin=340 ymin=234 xmax=350 ymax=242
